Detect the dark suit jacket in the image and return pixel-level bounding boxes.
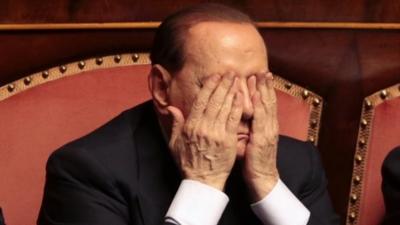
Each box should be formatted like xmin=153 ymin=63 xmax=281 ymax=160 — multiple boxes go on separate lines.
xmin=382 ymin=146 xmax=400 ymax=225
xmin=38 ymin=101 xmax=339 ymax=225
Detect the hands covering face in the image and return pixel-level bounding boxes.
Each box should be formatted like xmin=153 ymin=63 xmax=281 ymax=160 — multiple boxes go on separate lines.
xmin=243 ymin=73 xmax=279 ymax=201
xmin=167 ymin=71 xmax=279 ymax=201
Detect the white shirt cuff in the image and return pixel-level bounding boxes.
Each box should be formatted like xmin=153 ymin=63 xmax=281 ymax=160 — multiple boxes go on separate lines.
xmin=251 ymin=179 xmax=310 ymax=225
xmin=165 ymin=179 xmax=229 ymax=225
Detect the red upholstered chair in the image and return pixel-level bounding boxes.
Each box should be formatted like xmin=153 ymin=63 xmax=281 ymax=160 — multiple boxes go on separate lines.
xmin=346 ymin=83 xmax=400 ymax=225
xmin=0 ymin=53 xmax=323 ymax=225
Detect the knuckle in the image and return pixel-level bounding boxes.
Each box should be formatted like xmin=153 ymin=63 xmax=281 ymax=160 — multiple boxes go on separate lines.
xmin=195 ymin=125 xmax=208 ymax=139
xmin=212 ymin=131 xmax=221 ymax=141
xmin=217 ymin=111 xmax=229 ymax=120
xmin=225 ymin=93 xmax=235 ymax=104
xmin=228 ymin=113 xmax=239 ymax=124
xmin=206 ymin=101 xmax=220 ymax=113
xmin=183 ymin=123 xmax=194 ymax=137
xmin=220 ymin=104 xmax=230 ymax=114
xmin=214 ymin=120 xmax=224 ymax=129
xmin=192 ymin=100 xmax=206 ymax=111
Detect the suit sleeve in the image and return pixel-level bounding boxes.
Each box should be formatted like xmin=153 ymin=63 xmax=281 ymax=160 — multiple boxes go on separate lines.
xmin=37 ymin=146 xmax=172 ymax=225
xmin=301 ymin=143 xmax=340 ymax=225
xmin=381 ymin=147 xmax=400 ymax=225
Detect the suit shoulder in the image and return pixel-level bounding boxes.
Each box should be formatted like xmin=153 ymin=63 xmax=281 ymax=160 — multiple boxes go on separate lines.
xmin=69 ymin=102 xmax=150 ymax=148
xmin=278 ymin=135 xmax=318 ymax=158
xmin=277 ymin=136 xmax=324 ymax=191
xmin=48 ymin=102 xmax=154 ymax=182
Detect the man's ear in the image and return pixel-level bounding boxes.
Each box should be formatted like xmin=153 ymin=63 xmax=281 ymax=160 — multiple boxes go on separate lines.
xmin=148 ymin=64 xmax=172 ymax=115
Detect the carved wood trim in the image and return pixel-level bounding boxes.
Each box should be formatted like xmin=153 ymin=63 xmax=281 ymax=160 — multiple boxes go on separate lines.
xmin=0 ymin=53 xmax=323 ymax=145
xmin=0 ymin=22 xmax=400 ymax=30
xmin=0 ymin=53 xmax=150 ymax=101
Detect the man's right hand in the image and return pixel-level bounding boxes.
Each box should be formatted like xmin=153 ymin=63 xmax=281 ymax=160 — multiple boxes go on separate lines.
xmin=166 ymin=72 xmax=243 ymax=191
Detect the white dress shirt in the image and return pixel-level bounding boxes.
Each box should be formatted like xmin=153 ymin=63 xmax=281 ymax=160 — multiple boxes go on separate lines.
xmin=165 ymin=179 xmax=310 ymax=225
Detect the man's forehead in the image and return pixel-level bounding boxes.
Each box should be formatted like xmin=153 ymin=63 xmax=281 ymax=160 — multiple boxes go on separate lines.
xmin=179 ymin=21 xmax=268 ymax=82
xmin=185 ymin=21 xmax=266 ymax=55
xmin=186 ymin=21 xmax=261 ymax=46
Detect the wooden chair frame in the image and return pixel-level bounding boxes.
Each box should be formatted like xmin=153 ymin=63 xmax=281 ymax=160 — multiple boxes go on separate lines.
xmin=0 ymin=53 xmax=323 ymax=145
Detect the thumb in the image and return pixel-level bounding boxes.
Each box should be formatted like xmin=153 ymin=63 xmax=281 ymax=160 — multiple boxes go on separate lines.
xmin=166 ymin=106 xmax=184 ymax=142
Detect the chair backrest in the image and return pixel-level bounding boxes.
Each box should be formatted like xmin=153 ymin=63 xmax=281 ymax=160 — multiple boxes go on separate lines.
xmin=346 ymin=83 xmax=400 ymax=225
xmin=0 ymin=53 xmax=323 ymax=225
xmin=273 ymin=76 xmax=323 ymax=145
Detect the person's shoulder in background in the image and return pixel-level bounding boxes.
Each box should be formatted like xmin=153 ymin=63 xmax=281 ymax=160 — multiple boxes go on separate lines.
xmin=0 ymin=207 xmax=5 ymax=225
xmin=382 ymin=146 xmax=400 ymax=225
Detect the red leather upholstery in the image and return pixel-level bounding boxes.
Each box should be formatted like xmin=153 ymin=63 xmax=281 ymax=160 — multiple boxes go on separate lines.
xmin=0 ymin=58 xmax=320 ymax=225
xmin=276 ymin=90 xmax=310 ymax=141
xmin=0 ymin=65 xmax=150 ymax=225
xmin=347 ymin=86 xmax=400 ymax=225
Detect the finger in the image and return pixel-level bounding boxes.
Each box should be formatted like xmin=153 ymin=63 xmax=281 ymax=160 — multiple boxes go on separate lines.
xmin=204 ymin=72 xmax=236 ymax=120
xmin=187 ymin=74 xmax=221 ymax=122
xmin=226 ymin=92 xmax=243 ymax=133
xmin=251 ymin=91 xmax=266 ymax=135
xmin=255 ymin=72 xmax=268 ymax=104
xmin=247 ymin=75 xmax=256 ymax=98
xmin=265 ymin=74 xmax=278 ymax=120
xmin=256 ymin=72 xmax=276 ymax=114
xmin=167 ymin=106 xmax=185 ymax=145
xmin=265 ymin=72 xmax=276 ymax=103
xmin=215 ymin=78 xmax=238 ymax=125
xmin=262 ymin=74 xmax=279 ymax=136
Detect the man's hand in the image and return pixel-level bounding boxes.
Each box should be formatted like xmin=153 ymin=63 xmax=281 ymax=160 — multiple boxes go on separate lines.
xmin=243 ymin=72 xmax=279 ymax=202
xmin=167 ymin=72 xmax=243 ymax=190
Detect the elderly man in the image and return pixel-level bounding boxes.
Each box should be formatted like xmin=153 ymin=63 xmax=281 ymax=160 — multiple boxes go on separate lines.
xmin=38 ymin=3 xmax=339 ymax=225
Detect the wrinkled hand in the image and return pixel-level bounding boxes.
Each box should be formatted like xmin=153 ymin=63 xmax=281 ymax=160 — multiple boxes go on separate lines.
xmin=244 ymin=72 xmax=279 ymax=202
xmin=167 ymin=73 xmax=243 ymax=190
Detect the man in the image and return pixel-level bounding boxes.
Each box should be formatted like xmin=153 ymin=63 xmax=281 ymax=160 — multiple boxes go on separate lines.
xmin=382 ymin=146 xmax=400 ymax=225
xmin=38 ymin=3 xmax=339 ymax=225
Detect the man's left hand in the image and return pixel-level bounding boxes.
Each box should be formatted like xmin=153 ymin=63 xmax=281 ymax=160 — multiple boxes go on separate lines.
xmin=243 ymin=72 xmax=279 ymax=202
